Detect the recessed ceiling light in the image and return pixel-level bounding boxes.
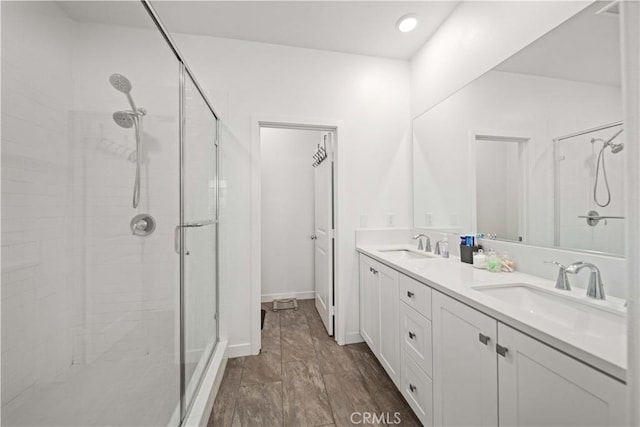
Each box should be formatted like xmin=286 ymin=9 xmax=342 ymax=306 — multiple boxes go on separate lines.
xmin=397 ymin=14 xmax=418 ymax=33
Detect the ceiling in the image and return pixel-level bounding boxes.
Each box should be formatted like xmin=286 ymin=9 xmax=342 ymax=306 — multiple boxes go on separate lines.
xmin=495 ymin=1 xmax=620 ymax=87
xmin=58 ymin=1 xmax=460 ymax=60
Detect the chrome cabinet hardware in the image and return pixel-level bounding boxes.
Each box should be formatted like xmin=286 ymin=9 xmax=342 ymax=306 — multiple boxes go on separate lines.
xmin=409 ymin=384 xmax=417 ymax=393
xmin=407 ymin=291 xmax=415 ymax=298
xmin=478 ymin=333 xmax=490 ymax=345
xmin=310 ymin=235 xmax=318 ymax=240
xmin=408 ymin=331 xmax=416 ymax=340
xmin=496 ymin=344 xmax=508 ymax=357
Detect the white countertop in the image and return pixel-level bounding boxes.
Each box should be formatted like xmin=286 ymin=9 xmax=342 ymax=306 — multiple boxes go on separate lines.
xmin=357 ymin=244 xmax=627 ymax=382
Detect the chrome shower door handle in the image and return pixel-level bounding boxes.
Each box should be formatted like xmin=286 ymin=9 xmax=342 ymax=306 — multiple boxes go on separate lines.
xmin=175 ymin=220 xmax=216 ymax=254
xmin=174 ymin=225 xmax=182 ymax=254
xmin=174 ymin=225 xmax=191 ymax=255
xmin=183 ymin=219 xmax=216 ymax=228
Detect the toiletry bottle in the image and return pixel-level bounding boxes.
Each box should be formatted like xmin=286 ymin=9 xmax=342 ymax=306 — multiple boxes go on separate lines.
xmin=441 ymin=235 xmax=449 ymax=258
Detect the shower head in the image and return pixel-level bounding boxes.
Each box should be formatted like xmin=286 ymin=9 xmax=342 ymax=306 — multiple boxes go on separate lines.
xmin=109 ymin=74 xmax=132 ymax=94
xmin=109 ymin=73 xmax=140 ymax=114
xmin=605 ymin=128 xmax=624 ymax=153
xmin=113 ymin=111 xmax=135 ymax=129
xmin=610 ymin=142 xmax=624 ymax=154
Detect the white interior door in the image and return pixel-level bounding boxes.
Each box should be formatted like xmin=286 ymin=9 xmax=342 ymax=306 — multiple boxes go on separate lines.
xmin=314 ymin=132 xmax=334 ymax=335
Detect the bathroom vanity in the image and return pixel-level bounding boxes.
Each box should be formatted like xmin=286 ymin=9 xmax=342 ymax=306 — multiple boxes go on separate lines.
xmin=357 ymin=245 xmax=627 ymax=427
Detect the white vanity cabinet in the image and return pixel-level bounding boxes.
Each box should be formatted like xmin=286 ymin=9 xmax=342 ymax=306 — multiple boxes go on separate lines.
xmin=359 ymin=255 xmax=380 ymax=354
xmin=432 ymin=290 xmax=626 ymax=427
xmin=358 ymin=252 xmax=626 ymax=427
xmin=359 ymin=255 xmax=400 ymax=385
xmin=432 ymin=290 xmax=498 ymax=427
xmin=497 ymin=323 xmax=626 ymax=427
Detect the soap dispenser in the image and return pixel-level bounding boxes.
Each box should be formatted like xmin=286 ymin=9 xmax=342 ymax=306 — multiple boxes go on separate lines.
xmin=440 ymin=235 xmax=449 ymax=258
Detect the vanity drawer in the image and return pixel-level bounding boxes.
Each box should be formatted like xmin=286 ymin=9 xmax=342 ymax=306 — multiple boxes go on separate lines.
xmin=402 ymin=350 xmax=433 ymax=427
xmin=399 ymin=274 xmax=431 ymax=319
xmin=400 ymin=301 xmax=433 ymax=377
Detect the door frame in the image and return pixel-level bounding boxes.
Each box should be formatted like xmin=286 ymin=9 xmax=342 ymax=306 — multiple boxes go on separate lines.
xmin=251 ymin=115 xmax=342 ymax=354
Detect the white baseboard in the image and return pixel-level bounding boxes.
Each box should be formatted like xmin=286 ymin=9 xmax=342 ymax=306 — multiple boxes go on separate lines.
xmin=226 ymin=342 xmax=254 ymax=358
xmin=184 ymin=340 xmax=227 ymax=427
xmin=261 ymin=291 xmax=315 ymax=303
xmin=345 ymin=331 xmax=364 ymax=345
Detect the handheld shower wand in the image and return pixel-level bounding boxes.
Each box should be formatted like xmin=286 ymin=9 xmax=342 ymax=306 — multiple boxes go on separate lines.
xmin=110 ymin=74 xmax=146 ymax=209
xmin=592 ymin=128 xmax=624 ymax=208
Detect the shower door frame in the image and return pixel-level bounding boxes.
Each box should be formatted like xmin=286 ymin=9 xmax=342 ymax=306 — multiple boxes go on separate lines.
xmin=141 ymin=0 xmax=221 ymax=422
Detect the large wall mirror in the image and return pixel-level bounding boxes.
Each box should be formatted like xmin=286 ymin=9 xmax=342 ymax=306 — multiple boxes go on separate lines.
xmin=413 ymin=1 xmax=625 ymax=256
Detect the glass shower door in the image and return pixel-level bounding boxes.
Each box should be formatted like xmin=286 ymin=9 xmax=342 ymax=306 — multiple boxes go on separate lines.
xmin=180 ymin=68 xmax=219 ymax=417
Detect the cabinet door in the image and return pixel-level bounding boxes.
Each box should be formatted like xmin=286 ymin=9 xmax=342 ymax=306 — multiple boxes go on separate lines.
xmin=432 ymin=291 xmax=498 ymax=427
xmin=497 ymin=323 xmax=626 ymax=426
xmin=378 ymin=263 xmax=400 ymax=385
xmin=359 ymin=255 xmax=380 ymax=354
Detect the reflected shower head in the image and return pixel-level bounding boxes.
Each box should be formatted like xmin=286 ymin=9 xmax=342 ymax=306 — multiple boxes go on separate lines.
xmin=109 ymin=73 xmax=132 ymax=94
xmin=113 ymin=111 xmax=134 ymax=129
xmin=610 ymin=142 xmax=624 ymax=154
xmin=605 ymin=128 xmax=624 ymax=154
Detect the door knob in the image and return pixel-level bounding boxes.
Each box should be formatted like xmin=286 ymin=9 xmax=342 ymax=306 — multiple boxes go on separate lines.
xmin=311 ymin=235 xmax=318 ymax=240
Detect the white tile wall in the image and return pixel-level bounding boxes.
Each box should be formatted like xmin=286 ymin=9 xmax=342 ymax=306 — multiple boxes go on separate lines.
xmin=1 ymin=0 xmax=75 ymax=406
xmin=2 ymin=3 xmax=183 ymax=425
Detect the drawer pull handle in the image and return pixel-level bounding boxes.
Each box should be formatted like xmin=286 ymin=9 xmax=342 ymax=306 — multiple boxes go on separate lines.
xmin=408 ymin=331 xmax=416 ymax=340
xmin=369 ymin=267 xmax=378 ymax=274
xmin=478 ymin=333 xmax=490 ymax=345
xmin=407 ymin=291 xmax=415 ymax=298
xmin=409 ymin=384 xmax=417 ymax=393
xmin=496 ymin=344 xmax=509 ymax=357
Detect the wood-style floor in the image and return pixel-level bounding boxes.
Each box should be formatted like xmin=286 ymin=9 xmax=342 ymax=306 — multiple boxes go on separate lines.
xmin=207 ymin=299 xmax=420 ymax=426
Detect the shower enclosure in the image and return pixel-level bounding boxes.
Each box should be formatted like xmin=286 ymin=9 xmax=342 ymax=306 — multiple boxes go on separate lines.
xmin=1 ymin=1 xmax=219 ymax=425
xmin=554 ymin=122 xmax=625 ymax=256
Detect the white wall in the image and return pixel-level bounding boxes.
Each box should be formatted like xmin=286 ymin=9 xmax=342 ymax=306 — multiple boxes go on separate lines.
xmin=410 ymin=1 xmax=589 ymax=117
xmin=260 ymin=127 xmax=318 ymax=302
xmin=173 ymin=33 xmax=412 ymax=348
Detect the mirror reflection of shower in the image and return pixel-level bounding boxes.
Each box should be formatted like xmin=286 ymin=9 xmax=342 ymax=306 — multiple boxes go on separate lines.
xmin=110 ymin=73 xmax=147 ymax=208
xmin=592 ymin=127 xmax=624 ymax=207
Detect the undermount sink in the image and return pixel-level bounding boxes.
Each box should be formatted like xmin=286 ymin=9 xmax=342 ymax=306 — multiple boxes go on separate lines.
xmin=473 ymin=283 xmax=626 ymax=338
xmin=378 ymin=249 xmax=436 ymax=260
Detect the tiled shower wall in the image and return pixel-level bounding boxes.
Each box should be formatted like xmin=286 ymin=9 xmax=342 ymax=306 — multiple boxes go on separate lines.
xmin=2 ymin=1 xmax=181 ymax=412
xmin=1 ymin=1 xmax=76 ymax=405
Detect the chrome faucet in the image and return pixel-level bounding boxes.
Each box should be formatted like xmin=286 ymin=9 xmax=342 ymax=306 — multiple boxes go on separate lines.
xmin=433 ymin=240 xmax=443 ymax=255
xmin=566 ymin=262 xmax=606 ymax=300
xmin=412 ymin=234 xmax=431 ymax=252
xmin=545 ymin=261 xmax=571 ymax=291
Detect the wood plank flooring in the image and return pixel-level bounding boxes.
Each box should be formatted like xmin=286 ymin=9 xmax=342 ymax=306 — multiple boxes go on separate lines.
xmin=208 ymin=299 xmax=421 ymax=426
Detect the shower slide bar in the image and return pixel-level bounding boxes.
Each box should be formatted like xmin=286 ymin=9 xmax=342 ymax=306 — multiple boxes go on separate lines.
xmin=553 ymin=121 xmax=623 ymax=142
